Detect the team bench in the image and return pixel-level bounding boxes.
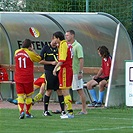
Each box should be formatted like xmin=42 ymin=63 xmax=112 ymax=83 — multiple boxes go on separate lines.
xmin=0 ymin=64 xmax=100 ymax=74
xmin=0 ymin=64 xmax=100 ymax=101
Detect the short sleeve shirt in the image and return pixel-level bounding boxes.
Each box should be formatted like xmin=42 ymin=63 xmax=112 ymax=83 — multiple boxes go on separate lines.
xmin=100 ymin=56 xmax=112 ymax=78
xmin=72 ymin=40 xmax=84 ymax=74
xmin=14 ymin=48 xmax=41 ymax=83
xmin=40 ymin=44 xmax=58 ymax=71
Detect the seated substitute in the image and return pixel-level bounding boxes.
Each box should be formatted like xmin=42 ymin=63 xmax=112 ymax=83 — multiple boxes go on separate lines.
xmin=87 ymin=46 xmax=112 ymax=107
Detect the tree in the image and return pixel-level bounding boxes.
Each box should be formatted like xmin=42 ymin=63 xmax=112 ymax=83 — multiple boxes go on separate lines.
xmin=0 ymin=0 xmax=26 ymax=11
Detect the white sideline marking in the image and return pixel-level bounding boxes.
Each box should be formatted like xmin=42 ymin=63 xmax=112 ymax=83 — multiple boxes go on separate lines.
xmin=100 ymin=117 xmax=132 ymax=121
xmin=57 ymin=126 xmax=133 ymax=133
xmin=109 ymin=117 xmax=132 ymax=120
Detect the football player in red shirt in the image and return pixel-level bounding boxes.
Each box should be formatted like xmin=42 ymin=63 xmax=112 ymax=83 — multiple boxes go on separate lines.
xmin=87 ymin=46 xmax=111 ymax=107
xmin=53 ymin=31 xmax=74 ymax=119
xmin=14 ymin=39 xmax=41 ymax=119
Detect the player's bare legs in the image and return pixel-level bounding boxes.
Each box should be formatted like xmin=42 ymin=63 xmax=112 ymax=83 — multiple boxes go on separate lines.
xmin=77 ymin=89 xmax=87 ymax=114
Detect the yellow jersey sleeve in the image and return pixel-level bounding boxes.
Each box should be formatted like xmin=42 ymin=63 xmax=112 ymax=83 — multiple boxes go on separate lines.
xmin=58 ymin=40 xmax=67 ymax=62
xmin=15 ymin=48 xmax=41 ymax=62
xmin=40 ymin=74 xmax=45 ymax=78
xmin=25 ymin=49 xmax=41 ymax=62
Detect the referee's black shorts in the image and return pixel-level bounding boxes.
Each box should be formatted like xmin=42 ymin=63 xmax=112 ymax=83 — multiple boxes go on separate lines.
xmin=45 ymin=70 xmax=59 ymax=91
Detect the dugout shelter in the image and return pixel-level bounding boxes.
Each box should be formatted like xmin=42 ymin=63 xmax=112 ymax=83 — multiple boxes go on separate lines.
xmin=0 ymin=12 xmax=132 ymax=107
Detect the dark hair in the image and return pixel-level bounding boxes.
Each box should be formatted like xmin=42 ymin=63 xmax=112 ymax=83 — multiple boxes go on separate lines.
xmin=98 ymin=46 xmax=110 ymax=58
xmin=66 ymin=30 xmax=75 ymax=36
xmin=22 ymin=39 xmax=32 ymax=48
xmin=53 ymin=31 xmax=65 ymax=41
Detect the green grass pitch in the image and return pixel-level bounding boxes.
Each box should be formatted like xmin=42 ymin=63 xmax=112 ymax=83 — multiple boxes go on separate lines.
xmin=0 ymin=107 xmax=133 ymax=133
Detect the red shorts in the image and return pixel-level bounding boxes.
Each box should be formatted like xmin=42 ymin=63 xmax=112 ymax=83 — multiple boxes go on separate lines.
xmin=16 ymin=82 xmax=34 ymax=96
xmin=34 ymin=77 xmax=45 ymax=88
xmin=58 ymin=67 xmax=73 ymax=89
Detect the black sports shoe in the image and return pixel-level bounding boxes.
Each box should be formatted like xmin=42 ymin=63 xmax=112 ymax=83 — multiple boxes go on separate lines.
xmin=19 ymin=112 xmax=25 ymax=119
xmin=43 ymin=111 xmax=52 ymax=116
xmin=95 ymin=102 xmax=102 ymax=107
xmin=87 ymin=101 xmax=97 ymax=107
xmin=61 ymin=111 xmax=66 ymax=115
xmin=7 ymin=98 xmax=18 ymax=105
xmin=26 ymin=114 xmax=34 ymax=118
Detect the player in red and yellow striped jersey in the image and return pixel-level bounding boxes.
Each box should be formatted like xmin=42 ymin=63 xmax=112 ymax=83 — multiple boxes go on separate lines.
xmin=14 ymin=39 xmax=41 ymax=119
xmin=53 ymin=31 xmax=74 ymax=119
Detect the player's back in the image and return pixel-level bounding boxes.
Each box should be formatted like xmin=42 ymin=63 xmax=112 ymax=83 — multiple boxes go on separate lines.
xmin=14 ymin=48 xmax=34 ymax=83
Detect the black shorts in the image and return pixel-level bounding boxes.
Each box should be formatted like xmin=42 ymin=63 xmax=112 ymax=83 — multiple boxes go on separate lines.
xmin=45 ymin=70 xmax=59 ymax=91
xmin=94 ymin=77 xmax=109 ymax=84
